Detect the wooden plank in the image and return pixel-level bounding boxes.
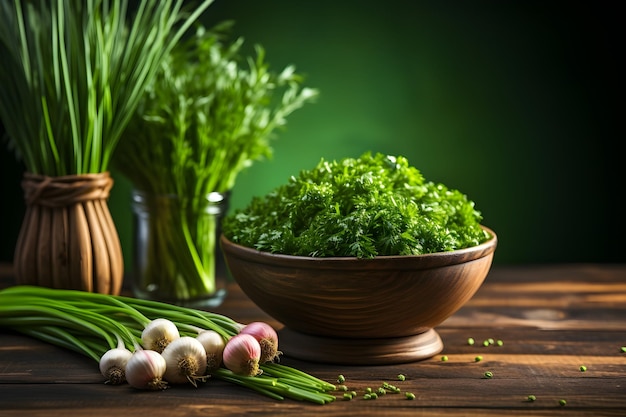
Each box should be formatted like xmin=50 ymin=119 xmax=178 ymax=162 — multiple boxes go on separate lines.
xmin=1 ymin=376 xmax=625 ymax=416
xmin=1 ymin=329 xmax=625 ymax=411
xmin=1 ymin=263 xmax=626 ymax=416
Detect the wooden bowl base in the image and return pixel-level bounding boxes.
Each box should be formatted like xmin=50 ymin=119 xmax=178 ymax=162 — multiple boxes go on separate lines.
xmin=278 ymin=327 xmax=443 ymax=365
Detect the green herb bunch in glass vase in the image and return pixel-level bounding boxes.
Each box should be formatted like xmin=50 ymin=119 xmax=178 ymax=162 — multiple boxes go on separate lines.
xmin=114 ymin=22 xmax=318 ymax=307
xmin=0 ymin=0 xmax=213 ymax=294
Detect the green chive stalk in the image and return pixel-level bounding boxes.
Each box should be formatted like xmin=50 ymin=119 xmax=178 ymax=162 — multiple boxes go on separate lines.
xmin=113 ymin=23 xmax=318 ymax=303
xmin=0 ymin=285 xmax=335 ymax=403
xmin=0 ymin=0 xmax=214 ymax=176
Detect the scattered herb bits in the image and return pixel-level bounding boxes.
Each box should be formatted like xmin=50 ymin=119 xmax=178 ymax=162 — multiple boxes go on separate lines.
xmin=559 ymin=399 xmax=567 ymax=406
xmin=382 ymin=382 xmax=401 ymax=393
xmin=397 ymin=374 xmax=406 ymax=381
xmin=527 ymin=395 xmax=537 ymax=402
xmin=441 ymin=355 xmax=449 ymax=361
xmin=579 ymin=365 xmax=587 ymax=372
xmin=474 ymin=356 xmax=483 ymax=362
xmin=483 ymin=371 xmax=494 ymax=379
xmin=621 ymin=346 xmax=626 ymax=353
xmin=337 ymin=374 xmax=345 ymax=383
xmin=471 ymin=337 xmax=504 ymax=348
xmin=405 ymin=392 xmax=416 ymax=400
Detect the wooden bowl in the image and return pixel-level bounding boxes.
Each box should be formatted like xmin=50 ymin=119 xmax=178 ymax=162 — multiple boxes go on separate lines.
xmin=220 ymin=226 xmax=497 ymax=365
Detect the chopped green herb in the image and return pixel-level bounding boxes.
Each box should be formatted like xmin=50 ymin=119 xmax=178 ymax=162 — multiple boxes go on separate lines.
xmin=363 ymin=394 xmax=371 ymax=400
xmin=405 ymin=392 xmax=416 ymax=400
xmin=483 ymin=371 xmax=493 ymax=379
xmin=397 ymin=374 xmax=406 ymax=381
xmin=382 ymin=382 xmax=401 ymax=393
xmin=338 ymin=384 xmax=348 ymax=391
xmin=621 ymin=346 xmax=626 ymax=353
xmin=487 ymin=338 xmax=495 ymax=345
xmin=441 ymin=355 xmax=449 ymax=361
xmin=223 ymin=152 xmax=489 ymax=258
xmin=343 ymin=393 xmax=353 ymax=400
xmin=527 ymin=395 xmax=536 ymax=402
xmin=474 ymin=356 xmax=483 ymax=362
xmin=467 ymin=337 xmax=475 ymax=346
xmin=337 ymin=374 xmax=345 ymax=383
xmin=579 ymin=365 xmax=587 ymax=372
xmin=496 ymin=340 xmax=503 ymax=346
xmin=370 ymin=393 xmax=378 ymax=399
xmin=483 ymin=340 xmax=490 ymax=347
xmin=377 ymin=387 xmax=387 ymax=395
xmin=365 ymin=387 xmax=372 ymax=394
xmin=559 ymin=399 xmax=567 ymax=406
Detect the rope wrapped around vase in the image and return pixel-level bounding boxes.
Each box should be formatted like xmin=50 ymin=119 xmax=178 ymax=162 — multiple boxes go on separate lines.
xmin=13 ymin=172 xmax=124 ymax=295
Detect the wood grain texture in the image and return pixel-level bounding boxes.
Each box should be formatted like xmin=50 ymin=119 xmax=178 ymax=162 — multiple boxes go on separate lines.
xmin=1 ymin=263 xmax=625 ymax=416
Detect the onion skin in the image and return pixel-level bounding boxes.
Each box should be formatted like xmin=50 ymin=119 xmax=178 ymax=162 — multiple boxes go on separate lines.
xmin=223 ymin=333 xmax=262 ymax=376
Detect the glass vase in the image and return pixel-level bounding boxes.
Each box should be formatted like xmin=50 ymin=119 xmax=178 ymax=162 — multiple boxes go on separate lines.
xmin=131 ymin=190 xmax=228 ymax=308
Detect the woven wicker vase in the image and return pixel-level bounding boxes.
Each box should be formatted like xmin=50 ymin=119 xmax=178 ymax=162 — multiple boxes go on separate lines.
xmin=13 ymin=172 xmax=124 ymax=294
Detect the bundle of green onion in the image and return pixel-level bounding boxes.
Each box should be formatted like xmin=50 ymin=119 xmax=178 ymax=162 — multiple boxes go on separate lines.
xmin=0 ymin=0 xmax=213 ymax=176
xmin=0 ymin=285 xmax=336 ymax=404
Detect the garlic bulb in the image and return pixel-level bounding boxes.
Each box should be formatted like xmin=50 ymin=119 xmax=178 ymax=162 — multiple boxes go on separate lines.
xmin=239 ymin=321 xmax=280 ymax=363
xmin=99 ymin=345 xmax=133 ymax=385
xmin=223 ymin=333 xmax=262 ymax=376
xmin=141 ymin=318 xmax=180 ymax=353
xmin=196 ymin=330 xmax=226 ymax=373
xmin=161 ymin=336 xmax=208 ymax=386
xmin=125 ymin=349 xmax=168 ymax=390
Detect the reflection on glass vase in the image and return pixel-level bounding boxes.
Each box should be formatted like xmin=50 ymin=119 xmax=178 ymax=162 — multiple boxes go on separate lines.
xmin=131 ymin=190 xmax=229 ymax=308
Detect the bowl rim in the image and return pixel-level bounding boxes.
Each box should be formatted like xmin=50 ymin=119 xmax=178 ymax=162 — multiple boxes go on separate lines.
xmin=220 ymin=226 xmax=497 ymax=270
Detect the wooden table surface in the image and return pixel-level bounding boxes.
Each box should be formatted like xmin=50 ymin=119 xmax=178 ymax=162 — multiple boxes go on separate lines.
xmin=1 ymin=263 xmax=625 ymax=416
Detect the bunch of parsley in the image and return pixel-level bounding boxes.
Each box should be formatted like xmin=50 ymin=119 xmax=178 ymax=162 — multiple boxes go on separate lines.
xmin=222 ymin=152 xmax=489 ymax=258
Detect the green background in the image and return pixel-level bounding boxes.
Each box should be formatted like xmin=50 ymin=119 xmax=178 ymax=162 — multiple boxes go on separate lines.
xmin=0 ymin=0 xmax=620 ymax=266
